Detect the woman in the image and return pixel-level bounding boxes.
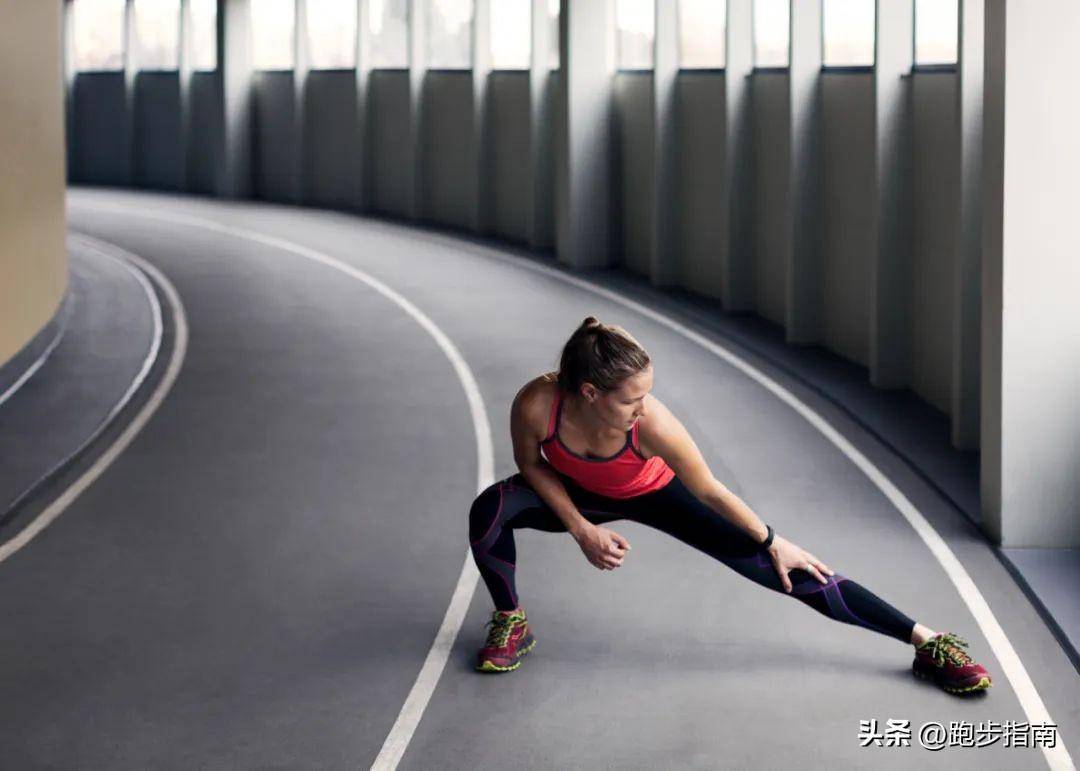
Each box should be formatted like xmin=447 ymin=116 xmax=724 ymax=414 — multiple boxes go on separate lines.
xmin=468 ymin=317 xmax=992 ymax=694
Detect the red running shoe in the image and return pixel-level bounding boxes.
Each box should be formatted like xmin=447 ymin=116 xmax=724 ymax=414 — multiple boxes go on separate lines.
xmin=475 ymin=608 xmax=536 ymax=673
xmin=912 ymin=632 xmax=993 ymax=694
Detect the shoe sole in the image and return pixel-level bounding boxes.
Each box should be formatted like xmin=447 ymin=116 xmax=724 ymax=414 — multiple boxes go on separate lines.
xmin=913 ymin=663 xmax=992 ymax=694
xmin=475 ymin=637 xmax=537 ymax=673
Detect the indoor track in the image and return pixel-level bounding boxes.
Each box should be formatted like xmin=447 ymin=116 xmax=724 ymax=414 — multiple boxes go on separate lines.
xmin=0 ymin=188 xmax=1075 ymax=769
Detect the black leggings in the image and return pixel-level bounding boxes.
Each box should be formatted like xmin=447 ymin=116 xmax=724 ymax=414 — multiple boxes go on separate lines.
xmin=469 ymin=471 xmax=917 ymax=645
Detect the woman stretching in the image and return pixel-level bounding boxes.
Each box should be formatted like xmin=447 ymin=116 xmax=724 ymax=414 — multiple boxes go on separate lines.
xmin=468 ymin=317 xmax=993 ymax=694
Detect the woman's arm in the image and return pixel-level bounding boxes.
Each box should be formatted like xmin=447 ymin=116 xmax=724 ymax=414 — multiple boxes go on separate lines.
xmin=640 ymin=395 xmax=834 ymax=590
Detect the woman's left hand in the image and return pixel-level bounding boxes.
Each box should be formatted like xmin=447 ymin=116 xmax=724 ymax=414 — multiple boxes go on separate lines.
xmin=766 ymin=535 xmax=835 ymax=593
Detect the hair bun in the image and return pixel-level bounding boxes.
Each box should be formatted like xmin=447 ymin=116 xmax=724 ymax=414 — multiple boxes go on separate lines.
xmin=582 ymin=316 xmax=602 ymax=329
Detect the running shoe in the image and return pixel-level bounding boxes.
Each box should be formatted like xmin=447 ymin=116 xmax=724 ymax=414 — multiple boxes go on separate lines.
xmin=475 ymin=608 xmax=537 ymax=673
xmin=912 ymin=632 xmax=992 ymax=694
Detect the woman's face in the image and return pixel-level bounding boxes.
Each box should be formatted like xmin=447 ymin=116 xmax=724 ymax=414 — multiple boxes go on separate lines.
xmin=582 ymin=365 xmax=653 ymax=431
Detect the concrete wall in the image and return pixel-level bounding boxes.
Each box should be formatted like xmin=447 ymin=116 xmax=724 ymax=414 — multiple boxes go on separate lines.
xmin=252 ymin=71 xmax=299 ymax=203
xmin=911 ymin=73 xmax=959 ymax=414
xmin=488 ymin=72 xmax=531 ymax=243
xmin=0 ymin=0 xmax=68 ymax=368
xmin=614 ymin=73 xmax=654 ymax=276
xmin=751 ymin=72 xmax=791 ymax=328
xmin=188 ymin=72 xmax=221 ymax=194
xmin=134 ymin=73 xmax=183 ymax=190
xmin=304 ymin=71 xmax=360 ymax=209
xmin=421 ymin=72 xmax=473 ymax=230
xmin=676 ymin=73 xmax=726 ymax=293
xmin=370 ymin=70 xmax=412 ymax=218
xmin=71 ymin=73 xmax=129 ymax=185
xmin=820 ymin=73 xmax=875 ymax=366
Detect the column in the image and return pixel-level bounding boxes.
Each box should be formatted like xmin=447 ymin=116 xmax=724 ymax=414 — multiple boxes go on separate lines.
xmin=527 ymin=0 xmax=555 ymax=250
xmin=470 ymin=0 xmax=492 ymax=233
xmin=648 ymin=0 xmax=678 ymax=286
xmin=178 ymin=0 xmax=194 ymax=190
xmin=406 ymin=0 xmax=428 ymax=220
xmin=294 ymin=0 xmax=310 ymax=203
xmin=215 ymin=0 xmax=253 ymax=198
xmin=720 ymin=0 xmax=754 ymax=308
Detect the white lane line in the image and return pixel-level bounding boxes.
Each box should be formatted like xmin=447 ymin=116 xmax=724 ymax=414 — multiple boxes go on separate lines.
xmin=72 ymin=201 xmax=1073 ymax=771
xmin=0 ymin=290 xmax=71 ymax=409
xmin=0 ymin=236 xmax=186 ymax=565
xmin=70 ymin=203 xmax=492 ymax=771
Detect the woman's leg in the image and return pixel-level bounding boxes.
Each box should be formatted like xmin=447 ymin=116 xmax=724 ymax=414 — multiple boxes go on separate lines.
xmin=627 ymin=476 xmax=917 ymax=645
xmin=468 ymin=473 xmax=627 ymax=611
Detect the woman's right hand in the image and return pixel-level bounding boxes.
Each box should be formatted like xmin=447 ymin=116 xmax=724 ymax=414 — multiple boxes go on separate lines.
xmin=573 ymin=523 xmax=631 ymax=570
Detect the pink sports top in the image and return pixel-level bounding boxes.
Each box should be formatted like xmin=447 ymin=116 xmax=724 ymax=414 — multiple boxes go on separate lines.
xmin=539 ymin=387 xmax=675 ymax=499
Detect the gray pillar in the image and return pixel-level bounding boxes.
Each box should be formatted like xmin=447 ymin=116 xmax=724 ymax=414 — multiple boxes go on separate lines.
xmin=556 ymin=0 xmax=616 ymax=269
xmin=215 ymin=0 xmax=253 ymax=198
xmin=354 ymin=0 xmax=372 ymax=210
xmin=719 ymin=0 xmax=754 ymax=308
xmin=470 ymin=0 xmax=492 ymax=233
xmin=294 ymin=0 xmax=310 ymax=204
xmin=951 ymin=0 xmax=982 ymax=450
xmin=648 ymin=0 xmax=678 ymax=286
xmin=178 ymin=0 xmax=194 ymax=191
xmin=527 ymin=0 xmax=555 ymax=250
xmin=869 ymin=0 xmax=914 ymax=388
xmin=123 ymin=0 xmax=137 ymax=185
xmin=785 ymin=0 xmax=824 ymax=344
xmin=62 ymin=0 xmax=75 ymax=181
xmin=981 ymin=0 xmax=1080 ymax=548
xmin=406 ymin=0 xmax=427 ymax=220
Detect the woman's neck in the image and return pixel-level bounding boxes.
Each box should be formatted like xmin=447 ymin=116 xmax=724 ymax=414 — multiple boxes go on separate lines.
xmin=562 ymin=391 xmax=620 ymax=440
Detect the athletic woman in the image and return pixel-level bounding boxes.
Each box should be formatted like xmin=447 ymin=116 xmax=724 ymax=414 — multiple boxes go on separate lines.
xmin=468 ymin=317 xmax=993 ymax=694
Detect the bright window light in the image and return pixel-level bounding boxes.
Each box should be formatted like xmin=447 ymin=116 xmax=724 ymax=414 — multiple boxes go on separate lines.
xmin=251 ymin=0 xmax=296 ymax=70
xmin=191 ymin=0 xmax=217 ymax=70
xmin=915 ymin=0 xmax=958 ymax=65
xmin=74 ymin=0 xmax=125 ymax=71
xmin=617 ymin=0 xmax=654 ymax=70
xmin=428 ymin=0 xmax=473 ymax=69
xmin=679 ymin=0 xmax=725 ymax=69
xmin=134 ymin=0 xmax=180 ymax=70
xmin=548 ymin=0 xmax=559 ymax=69
xmin=307 ymin=0 xmax=357 ymax=68
xmin=822 ymin=0 xmax=875 ymax=67
xmin=754 ymin=0 xmax=789 ymax=67
xmin=370 ymin=0 xmax=408 ymax=68
xmin=491 ymin=0 xmax=530 ymax=69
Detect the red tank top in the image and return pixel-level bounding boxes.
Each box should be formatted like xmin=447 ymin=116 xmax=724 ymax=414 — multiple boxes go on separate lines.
xmin=539 ymin=388 xmax=675 ymax=499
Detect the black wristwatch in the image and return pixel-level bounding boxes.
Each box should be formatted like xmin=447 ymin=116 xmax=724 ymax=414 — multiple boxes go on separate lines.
xmin=760 ymin=524 xmax=775 ymax=549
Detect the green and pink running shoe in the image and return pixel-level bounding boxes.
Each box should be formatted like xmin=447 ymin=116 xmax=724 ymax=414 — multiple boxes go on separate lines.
xmin=913 ymin=632 xmax=993 ymax=694
xmin=475 ymin=608 xmax=537 ymax=673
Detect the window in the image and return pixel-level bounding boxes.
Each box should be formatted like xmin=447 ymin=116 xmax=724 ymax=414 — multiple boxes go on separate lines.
xmin=134 ymin=0 xmax=180 ymax=70
xmin=914 ymin=0 xmax=958 ymax=66
xmin=491 ymin=0 xmax=530 ymax=69
xmin=191 ymin=0 xmax=217 ymax=70
xmin=679 ymin=0 xmax=725 ymax=69
xmin=370 ymin=0 xmax=408 ymax=68
xmin=428 ymin=0 xmax=473 ymax=69
xmin=307 ymin=0 xmax=357 ymax=68
xmin=548 ymin=0 xmax=559 ymax=70
xmin=617 ymin=0 xmax=654 ymax=70
xmin=753 ymin=0 xmax=789 ymax=67
xmin=74 ymin=0 xmax=125 ymax=71
xmin=251 ymin=0 xmax=295 ymax=70
xmin=822 ymin=0 xmax=875 ymax=67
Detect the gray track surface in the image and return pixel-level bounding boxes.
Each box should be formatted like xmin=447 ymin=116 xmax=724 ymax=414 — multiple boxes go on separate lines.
xmin=0 ymin=188 xmax=1074 ymax=769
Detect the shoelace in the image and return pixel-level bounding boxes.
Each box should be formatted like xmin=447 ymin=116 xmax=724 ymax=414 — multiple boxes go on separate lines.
xmin=482 ymin=613 xmax=521 ymax=648
xmin=923 ymin=632 xmax=974 ymax=667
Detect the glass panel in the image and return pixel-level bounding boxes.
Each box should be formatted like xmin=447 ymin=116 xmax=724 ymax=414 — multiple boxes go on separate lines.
xmin=679 ymin=0 xmax=725 ymax=69
xmin=822 ymin=0 xmax=875 ymax=67
xmin=370 ymin=0 xmax=408 ymax=68
xmin=428 ymin=0 xmax=473 ymax=69
xmin=491 ymin=0 xmax=530 ymax=69
xmin=74 ymin=0 xmax=126 ymax=71
xmin=754 ymin=0 xmax=789 ymax=67
xmin=134 ymin=0 xmax=180 ymax=69
xmin=191 ymin=0 xmax=217 ymax=70
xmin=915 ymin=0 xmax=958 ymax=65
xmin=251 ymin=0 xmax=296 ymax=70
xmin=307 ymin=0 xmax=357 ymax=68
xmin=617 ymin=0 xmax=654 ymax=70
xmin=548 ymin=0 xmax=559 ymax=69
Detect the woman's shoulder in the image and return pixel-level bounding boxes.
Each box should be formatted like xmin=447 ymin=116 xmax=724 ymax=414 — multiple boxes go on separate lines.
xmin=513 ymin=373 xmax=560 ymax=438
